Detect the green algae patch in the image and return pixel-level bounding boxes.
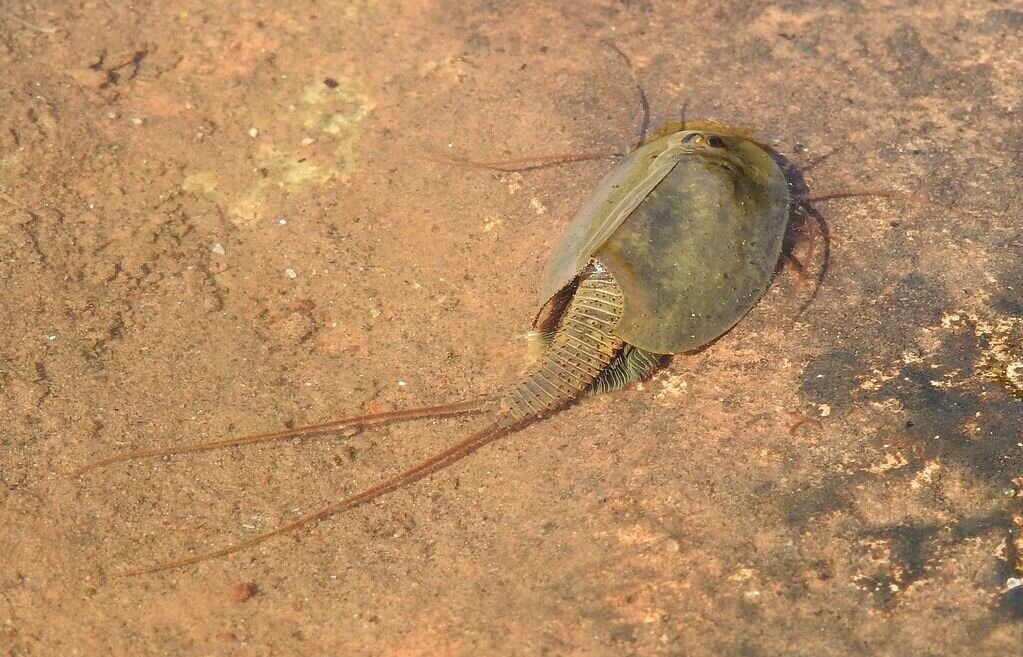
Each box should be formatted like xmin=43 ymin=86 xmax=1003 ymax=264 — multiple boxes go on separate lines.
xmin=181 ymin=75 xmax=375 ymax=226
xmin=182 ymin=171 xmax=219 ymax=196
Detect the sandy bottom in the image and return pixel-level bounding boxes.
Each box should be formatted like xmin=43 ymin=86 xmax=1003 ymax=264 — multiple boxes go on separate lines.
xmin=1 ymin=1 xmax=1022 ymax=655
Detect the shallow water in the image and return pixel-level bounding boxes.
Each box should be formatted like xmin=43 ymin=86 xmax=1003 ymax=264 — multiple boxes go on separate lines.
xmin=1 ymin=1 xmax=1021 ymax=654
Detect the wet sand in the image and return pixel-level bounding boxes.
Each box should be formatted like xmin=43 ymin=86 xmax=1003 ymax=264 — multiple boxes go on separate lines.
xmin=1 ymin=1 xmax=1021 ymax=655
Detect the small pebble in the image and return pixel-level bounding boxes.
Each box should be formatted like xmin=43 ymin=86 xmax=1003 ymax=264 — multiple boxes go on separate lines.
xmin=130 ymin=117 xmax=144 ymax=126
xmin=68 ymin=67 xmax=107 ymax=89
xmin=300 ymin=137 xmax=316 ymax=146
xmin=284 ymin=268 xmax=298 ymax=279
xmin=210 ymin=242 xmax=226 ymax=255
xmin=229 ymin=582 xmax=259 ymax=603
xmin=279 ymin=312 xmax=314 ymax=343
xmin=278 ymin=217 xmax=288 ymax=225
xmin=248 ymin=127 xmax=259 ymax=138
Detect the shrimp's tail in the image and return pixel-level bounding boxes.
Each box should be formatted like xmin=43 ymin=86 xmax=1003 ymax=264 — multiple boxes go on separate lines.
xmin=71 ymin=398 xmax=493 ymax=477
xmin=113 ymin=420 xmax=513 ymax=577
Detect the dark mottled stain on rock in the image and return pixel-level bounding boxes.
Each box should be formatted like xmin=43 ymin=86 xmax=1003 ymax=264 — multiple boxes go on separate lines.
xmin=879 ymin=333 xmax=1020 ymax=481
xmin=799 ymin=273 xmax=950 ymax=415
xmin=884 ymin=26 xmax=995 ymax=101
xmin=885 ymin=26 xmax=944 ymax=97
xmin=999 ymin=584 xmax=1023 ymax=619
xmin=780 ymin=478 xmax=855 ymax=529
xmin=798 ymin=350 xmax=864 ymax=416
xmin=978 ymin=9 xmax=1023 ymax=34
xmin=991 ymin=263 xmax=1023 ymax=317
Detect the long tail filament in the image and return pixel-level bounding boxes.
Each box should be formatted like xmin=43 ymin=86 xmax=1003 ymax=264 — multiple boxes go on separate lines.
xmin=72 ymin=399 xmax=491 ymax=477
xmin=113 ymin=421 xmax=513 ymax=577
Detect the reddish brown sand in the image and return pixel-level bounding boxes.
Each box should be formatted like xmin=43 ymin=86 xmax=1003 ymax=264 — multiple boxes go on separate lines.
xmin=2 ymin=1 xmax=1022 ymax=655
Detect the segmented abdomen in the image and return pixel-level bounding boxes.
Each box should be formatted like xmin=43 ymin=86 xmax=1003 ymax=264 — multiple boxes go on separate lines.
xmin=499 ymin=264 xmax=625 ymax=426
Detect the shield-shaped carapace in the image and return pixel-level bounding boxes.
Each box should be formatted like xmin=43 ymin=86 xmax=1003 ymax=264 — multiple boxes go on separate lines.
xmin=76 ymin=124 xmax=793 ymax=575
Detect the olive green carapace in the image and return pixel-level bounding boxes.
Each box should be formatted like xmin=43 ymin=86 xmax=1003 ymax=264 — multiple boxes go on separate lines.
xmin=539 ymin=129 xmax=791 ymax=354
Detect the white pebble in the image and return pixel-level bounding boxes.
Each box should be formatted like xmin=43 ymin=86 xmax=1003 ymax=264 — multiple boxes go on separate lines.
xmin=300 ymin=137 xmax=316 ymax=146
xmin=210 ymin=242 xmax=226 ymax=255
xmin=248 ymin=127 xmax=259 ymax=138
xmin=284 ymin=268 xmax=297 ymax=279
